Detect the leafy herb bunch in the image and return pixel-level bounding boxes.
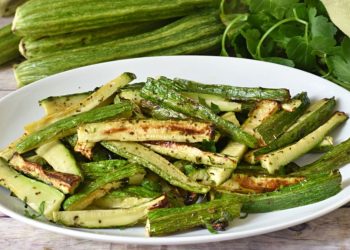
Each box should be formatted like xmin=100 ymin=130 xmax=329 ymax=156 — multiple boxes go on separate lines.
xmin=221 ymin=0 xmax=350 ymax=90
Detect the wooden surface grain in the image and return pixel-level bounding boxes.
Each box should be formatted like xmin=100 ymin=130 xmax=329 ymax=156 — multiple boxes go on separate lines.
xmin=1 ymin=18 xmax=350 ymax=250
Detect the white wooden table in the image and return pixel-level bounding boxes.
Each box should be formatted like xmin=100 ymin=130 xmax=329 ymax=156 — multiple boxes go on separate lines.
xmin=1 ymin=18 xmax=350 ymax=250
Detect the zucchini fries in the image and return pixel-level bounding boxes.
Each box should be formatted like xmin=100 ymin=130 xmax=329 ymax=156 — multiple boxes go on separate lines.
xmin=0 ymin=72 xmax=349 ymax=236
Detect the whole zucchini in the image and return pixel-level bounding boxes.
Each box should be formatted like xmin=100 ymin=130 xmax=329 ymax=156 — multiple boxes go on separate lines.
xmin=13 ymin=0 xmax=220 ymax=37
xmin=20 ymin=20 xmax=171 ymax=59
xmin=0 ymin=23 xmax=21 ymax=65
xmin=14 ymin=11 xmax=224 ymax=86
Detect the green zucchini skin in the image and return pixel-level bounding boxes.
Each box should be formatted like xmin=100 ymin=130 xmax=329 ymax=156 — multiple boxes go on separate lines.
xmin=146 ymin=199 xmax=241 ymax=236
xmin=20 ymin=20 xmax=171 ymax=59
xmin=293 ymin=137 xmax=350 ymax=176
xmin=101 ymin=141 xmax=210 ymax=194
xmin=140 ymin=78 xmax=258 ymax=148
xmin=255 ymin=92 xmax=310 ymax=145
xmin=16 ymin=102 xmax=133 ymax=153
xmin=172 ymin=78 xmax=291 ymax=102
xmin=63 ymin=163 xmax=146 ymax=211
xmin=0 ymin=23 xmax=20 ymax=65
xmin=259 ymin=112 xmax=348 ymax=174
xmin=13 ymin=0 xmax=220 ymax=37
xmin=14 ymin=11 xmax=224 ymax=86
xmin=81 ymin=160 xmax=129 ymax=179
xmin=221 ymin=171 xmax=342 ymax=213
xmin=93 ymin=186 xmax=161 ymax=209
xmin=254 ymin=98 xmax=336 ymax=156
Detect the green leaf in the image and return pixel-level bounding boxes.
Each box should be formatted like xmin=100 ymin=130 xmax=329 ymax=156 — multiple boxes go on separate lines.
xmin=310 ymin=36 xmax=336 ymax=54
xmin=248 ymin=13 xmax=275 ymax=32
xmin=328 ymin=38 xmax=350 ymax=85
xmin=248 ymin=0 xmax=299 ymax=19
xmin=269 ymin=23 xmax=305 ymax=48
xmin=286 ymin=36 xmax=316 ymax=71
xmin=308 ymin=7 xmax=337 ymax=40
xmin=241 ymin=28 xmax=261 ymax=57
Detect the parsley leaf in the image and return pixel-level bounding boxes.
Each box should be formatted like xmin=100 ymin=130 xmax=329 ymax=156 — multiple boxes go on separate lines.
xmin=286 ymin=36 xmax=316 ymax=71
xmin=249 ymin=0 xmax=299 ymax=19
xmin=308 ymin=7 xmax=337 ymax=39
xmin=328 ymin=38 xmax=350 ymax=86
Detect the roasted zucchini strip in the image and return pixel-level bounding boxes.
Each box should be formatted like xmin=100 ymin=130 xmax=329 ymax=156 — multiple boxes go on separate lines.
xmin=93 ymin=186 xmax=161 ymax=209
xmin=255 ymin=92 xmax=310 ymax=145
xmin=101 ymin=141 xmax=210 ymax=194
xmin=172 ymin=78 xmax=290 ymax=101
xmin=140 ymin=77 xmax=258 ymax=148
xmin=35 ymin=140 xmax=82 ymax=177
xmin=77 ymin=119 xmax=214 ymax=143
xmin=39 ymin=91 xmax=92 ymax=115
xmin=259 ymin=112 xmax=348 ymax=174
xmin=146 ymin=198 xmax=241 ymax=236
xmin=144 ymin=141 xmax=237 ymax=168
xmin=293 ymin=137 xmax=350 ymax=176
xmin=217 ymin=174 xmax=305 ymax=193
xmin=81 ymin=160 xmax=145 ymax=185
xmin=54 ymin=195 xmax=167 ymax=228
xmin=0 ymin=158 xmax=65 ymax=220
xmin=221 ymin=171 xmax=342 ymax=213
xmin=16 ymin=102 xmax=133 ymax=153
xmin=24 ymin=72 xmax=135 ymax=133
xmin=9 ymin=154 xmax=81 ymax=194
xmin=63 ymin=163 xmax=146 ymax=211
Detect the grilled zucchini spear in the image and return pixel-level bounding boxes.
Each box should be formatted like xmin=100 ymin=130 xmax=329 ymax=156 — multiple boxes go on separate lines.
xmin=259 ymin=112 xmax=348 ymax=174
xmin=221 ymin=171 xmax=342 ymax=213
xmin=146 ymin=198 xmax=241 ymax=236
xmin=77 ymin=119 xmax=214 ymax=143
xmin=54 ymin=195 xmax=167 ymax=228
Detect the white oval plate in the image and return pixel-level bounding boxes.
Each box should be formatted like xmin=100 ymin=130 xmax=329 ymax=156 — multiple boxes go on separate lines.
xmin=0 ymin=56 xmax=350 ymax=245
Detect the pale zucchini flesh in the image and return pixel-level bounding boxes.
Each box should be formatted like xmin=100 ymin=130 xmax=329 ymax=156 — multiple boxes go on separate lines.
xmin=260 ymin=112 xmax=348 ymax=174
xmin=36 ymin=140 xmax=82 ymax=177
xmin=0 ymin=158 xmax=65 ymax=220
xmin=9 ymin=154 xmax=81 ymax=194
xmin=39 ymin=91 xmax=91 ymax=115
xmin=144 ymin=141 xmax=237 ymax=168
xmin=53 ymin=195 xmax=167 ymax=228
xmin=77 ymin=119 xmax=214 ymax=143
